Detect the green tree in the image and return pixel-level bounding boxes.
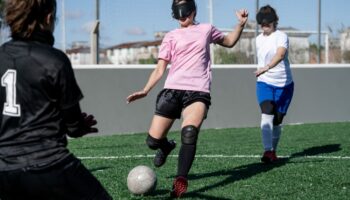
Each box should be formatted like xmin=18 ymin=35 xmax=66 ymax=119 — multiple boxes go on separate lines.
xmin=309 ymin=43 xmax=324 ymax=52
xmin=342 ymin=50 xmax=350 ymax=63
xmin=214 ymin=48 xmax=253 ymax=64
xmin=139 ymin=55 xmax=157 ymax=64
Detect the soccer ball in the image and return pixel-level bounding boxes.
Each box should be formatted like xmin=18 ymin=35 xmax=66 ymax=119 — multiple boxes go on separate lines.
xmin=127 ymin=165 xmax=157 ymax=195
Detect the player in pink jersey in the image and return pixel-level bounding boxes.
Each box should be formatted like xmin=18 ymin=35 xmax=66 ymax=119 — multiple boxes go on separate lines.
xmin=127 ymin=0 xmax=248 ymax=197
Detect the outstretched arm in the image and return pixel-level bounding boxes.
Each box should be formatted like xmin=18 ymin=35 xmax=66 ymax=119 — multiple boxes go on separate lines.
xmin=126 ymin=59 xmax=168 ymax=103
xmin=62 ymin=104 xmax=98 ymax=138
xmin=217 ymin=9 xmax=249 ymax=48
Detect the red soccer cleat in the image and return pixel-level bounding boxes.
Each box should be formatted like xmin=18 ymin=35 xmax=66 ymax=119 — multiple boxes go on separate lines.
xmin=170 ymin=176 xmax=188 ymax=198
xmin=261 ymin=150 xmax=278 ymax=164
xmin=271 ymin=150 xmax=278 ymax=161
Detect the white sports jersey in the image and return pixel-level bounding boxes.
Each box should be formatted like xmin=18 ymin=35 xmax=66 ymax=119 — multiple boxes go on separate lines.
xmin=256 ymin=30 xmax=293 ymax=87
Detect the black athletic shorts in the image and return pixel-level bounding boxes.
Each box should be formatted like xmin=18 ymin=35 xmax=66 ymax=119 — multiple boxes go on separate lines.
xmin=0 ymin=155 xmax=112 ymax=200
xmin=155 ymin=89 xmax=211 ymax=119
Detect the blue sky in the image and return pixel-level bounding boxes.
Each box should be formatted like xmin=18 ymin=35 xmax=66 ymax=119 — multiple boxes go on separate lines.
xmin=53 ymin=0 xmax=350 ymax=50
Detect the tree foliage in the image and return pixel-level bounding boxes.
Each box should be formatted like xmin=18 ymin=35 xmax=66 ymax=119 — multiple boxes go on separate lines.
xmin=342 ymin=50 xmax=350 ymax=63
xmin=214 ymin=48 xmax=253 ymax=64
xmin=139 ymin=55 xmax=157 ymax=64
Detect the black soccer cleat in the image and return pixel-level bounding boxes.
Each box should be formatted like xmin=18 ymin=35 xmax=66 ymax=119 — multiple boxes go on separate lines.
xmin=154 ymin=140 xmax=176 ymax=167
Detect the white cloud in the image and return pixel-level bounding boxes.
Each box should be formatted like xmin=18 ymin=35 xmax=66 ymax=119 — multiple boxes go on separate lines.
xmin=65 ymin=10 xmax=84 ymax=20
xmin=82 ymin=21 xmax=96 ymax=33
xmin=69 ymin=21 xmax=99 ymax=36
xmin=124 ymin=27 xmax=146 ymax=36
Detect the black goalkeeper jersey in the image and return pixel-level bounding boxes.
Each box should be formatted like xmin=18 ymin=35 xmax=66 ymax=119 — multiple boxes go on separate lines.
xmin=0 ymin=32 xmax=83 ymax=171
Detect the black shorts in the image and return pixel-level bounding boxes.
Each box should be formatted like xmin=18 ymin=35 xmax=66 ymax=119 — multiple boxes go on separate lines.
xmin=155 ymin=89 xmax=211 ymax=119
xmin=0 ymin=155 xmax=112 ymax=200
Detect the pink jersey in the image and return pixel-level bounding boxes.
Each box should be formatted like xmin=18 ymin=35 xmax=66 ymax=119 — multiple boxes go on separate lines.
xmin=158 ymin=23 xmax=224 ymax=93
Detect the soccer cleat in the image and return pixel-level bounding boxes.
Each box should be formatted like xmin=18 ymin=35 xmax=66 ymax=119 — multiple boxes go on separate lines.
xmin=261 ymin=150 xmax=278 ymax=164
xmin=170 ymin=176 xmax=188 ymax=198
xmin=271 ymin=150 xmax=278 ymax=161
xmin=154 ymin=140 xmax=176 ymax=167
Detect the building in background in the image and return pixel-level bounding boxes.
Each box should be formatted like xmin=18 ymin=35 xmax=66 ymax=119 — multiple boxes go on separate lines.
xmin=340 ymin=28 xmax=350 ymax=63
xmin=102 ymin=24 xmax=311 ymax=65
xmin=105 ymin=40 xmax=161 ymax=64
xmin=65 ymin=41 xmax=110 ymax=65
xmin=64 ymin=24 xmax=350 ymax=65
xmin=66 ymin=41 xmax=91 ymax=65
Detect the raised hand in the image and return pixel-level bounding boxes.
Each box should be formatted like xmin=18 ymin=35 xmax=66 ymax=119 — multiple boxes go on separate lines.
xmin=236 ymin=9 xmax=249 ymax=26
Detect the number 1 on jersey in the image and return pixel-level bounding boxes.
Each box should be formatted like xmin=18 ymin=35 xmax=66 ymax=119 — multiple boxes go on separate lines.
xmin=1 ymin=69 xmax=21 ymax=117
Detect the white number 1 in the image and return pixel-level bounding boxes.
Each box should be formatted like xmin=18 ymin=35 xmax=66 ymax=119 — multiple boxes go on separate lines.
xmin=1 ymin=69 xmax=21 ymax=117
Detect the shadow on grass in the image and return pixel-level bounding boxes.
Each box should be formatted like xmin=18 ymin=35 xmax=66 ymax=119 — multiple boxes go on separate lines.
xmin=183 ymin=144 xmax=341 ymax=199
xmin=290 ymin=144 xmax=341 ymax=157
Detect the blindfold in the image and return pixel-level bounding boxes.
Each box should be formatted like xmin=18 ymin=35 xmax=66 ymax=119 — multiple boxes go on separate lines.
xmin=172 ymin=1 xmax=196 ymax=19
xmin=256 ymin=12 xmax=277 ymax=24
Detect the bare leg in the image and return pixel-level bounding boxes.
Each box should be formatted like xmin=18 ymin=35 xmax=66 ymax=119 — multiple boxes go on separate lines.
xmin=148 ymin=115 xmax=175 ymax=139
xmin=181 ymin=102 xmax=207 ymax=129
xmin=147 ymin=115 xmax=176 ymax=168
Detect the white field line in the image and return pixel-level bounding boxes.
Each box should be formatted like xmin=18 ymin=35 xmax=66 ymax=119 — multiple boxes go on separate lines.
xmin=78 ymin=154 xmax=350 ymax=160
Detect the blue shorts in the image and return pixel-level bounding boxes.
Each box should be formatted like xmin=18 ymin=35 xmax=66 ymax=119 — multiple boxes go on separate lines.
xmin=256 ymin=82 xmax=294 ymax=114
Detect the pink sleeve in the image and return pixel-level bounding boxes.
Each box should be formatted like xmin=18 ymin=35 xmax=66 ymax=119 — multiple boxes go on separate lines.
xmin=211 ymin=25 xmax=225 ymax=43
xmin=158 ymin=34 xmax=172 ymax=61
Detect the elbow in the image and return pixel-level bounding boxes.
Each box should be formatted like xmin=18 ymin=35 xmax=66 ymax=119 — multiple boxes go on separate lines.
xmin=227 ymin=42 xmax=236 ymax=48
xmin=226 ymin=38 xmax=239 ymax=48
xmin=226 ymin=42 xmax=237 ymax=48
xmin=220 ymin=37 xmax=236 ymax=48
xmin=278 ymin=54 xmax=286 ymax=61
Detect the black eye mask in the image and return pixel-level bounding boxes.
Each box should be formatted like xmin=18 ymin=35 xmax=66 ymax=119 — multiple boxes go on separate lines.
xmin=256 ymin=12 xmax=277 ymax=24
xmin=172 ymin=1 xmax=196 ymax=19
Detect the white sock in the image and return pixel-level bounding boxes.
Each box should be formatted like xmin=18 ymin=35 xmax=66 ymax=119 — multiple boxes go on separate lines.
xmin=261 ymin=114 xmax=274 ymax=151
xmin=272 ymin=125 xmax=282 ymax=151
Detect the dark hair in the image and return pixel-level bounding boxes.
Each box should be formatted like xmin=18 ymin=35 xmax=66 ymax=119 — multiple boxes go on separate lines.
xmin=256 ymin=5 xmax=279 ymax=27
xmin=4 ymin=0 xmax=57 ymax=38
xmin=172 ymin=0 xmax=197 ymax=20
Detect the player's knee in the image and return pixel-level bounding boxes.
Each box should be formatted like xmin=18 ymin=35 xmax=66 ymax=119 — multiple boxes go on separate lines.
xmin=181 ymin=125 xmax=198 ymax=145
xmin=146 ymin=134 xmax=161 ymax=150
xmin=260 ymin=101 xmax=275 ymax=115
xmin=273 ymin=113 xmax=285 ymax=125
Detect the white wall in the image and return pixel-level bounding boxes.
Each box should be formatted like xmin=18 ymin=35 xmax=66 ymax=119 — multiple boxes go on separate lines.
xmin=73 ymin=64 xmax=350 ymax=135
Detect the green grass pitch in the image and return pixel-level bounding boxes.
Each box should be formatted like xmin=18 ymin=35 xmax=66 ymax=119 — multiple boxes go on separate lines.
xmin=68 ymin=122 xmax=350 ymax=199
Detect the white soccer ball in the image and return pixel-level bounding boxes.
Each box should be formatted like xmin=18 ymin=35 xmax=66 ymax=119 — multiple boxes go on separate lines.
xmin=127 ymin=165 xmax=157 ymax=195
